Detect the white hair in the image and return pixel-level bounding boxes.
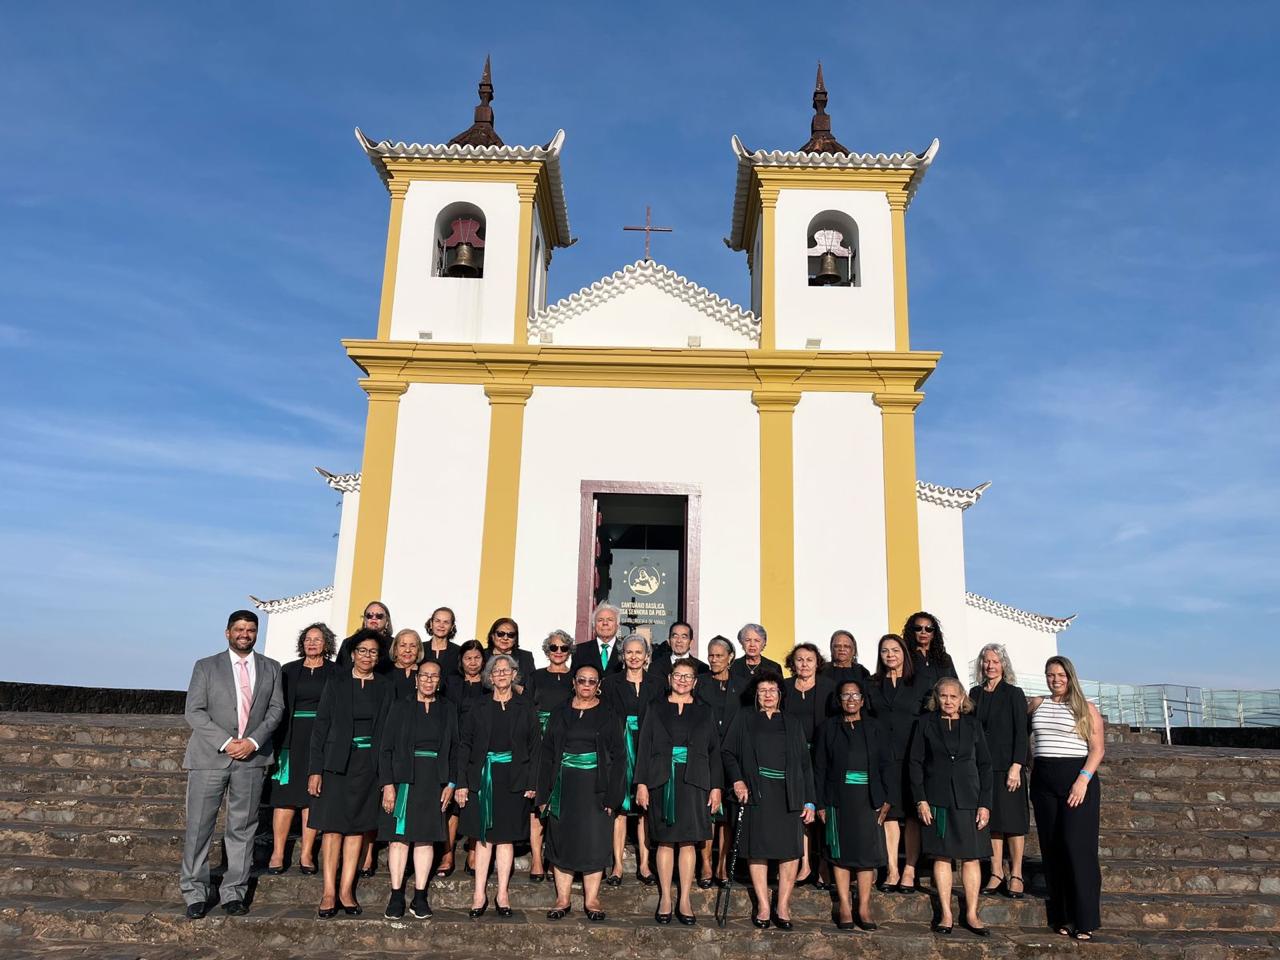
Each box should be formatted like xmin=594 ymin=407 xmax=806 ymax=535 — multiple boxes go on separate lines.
xmin=737 ymin=623 xmax=767 ymax=645
xmin=972 ymin=643 xmax=1018 ymax=686
xmin=593 ymin=602 xmax=621 ymax=620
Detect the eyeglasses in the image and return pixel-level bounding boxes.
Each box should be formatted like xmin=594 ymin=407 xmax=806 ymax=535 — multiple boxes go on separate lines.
xmin=417 ymin=672 xmax=439 ymax=681
xmin=913 ymin=624 xmax=934 ymax=633
xmin=490 ymin=667 xmax=514 ymax=676
xmin=353 ymin=648 xmax=380 ymax=657
xmin=575 ymin=677 xmax=600 ymax=686
xmin=839 ymin=693 xmax=864 ymax=701
xmin=365 ymin=612 xmax=387 ymax=621
xmin=671 ymin=673 xmax=697 ymax=682
xmin=494 ymin=630 xmax=516 ymax=639
xmin=547 ymin=645 xmax=571 ymax=653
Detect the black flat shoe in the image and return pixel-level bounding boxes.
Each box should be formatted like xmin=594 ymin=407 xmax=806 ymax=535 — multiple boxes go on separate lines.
xmin=856 ymin=915 xmax=879 ymax=932
xmin=752 ymin=915 xmax=770 ymax=929
xmin=409 ymin=888 xmax=432 ymax=919
xmin=655 ymin=908 xmax=673 ymax=925
xmin=676 ymin=909 xmax=696 ymax=926
xmin=932 ymin=922 xmax=953 ymax=935
xmin=834 ymin=917 xmax=856 ymax=931
xmin=266 ymin=863 xmax=287 ymax=875
xmin=586 ymin=908 xmax=606 ymax=922
xmin=469 ymin=897 xmax=488 ymax=918
xmin=605 ymin=873 xmax=623 ymax=887
xmin=636 ymin=869 xmax=657 ymax=886
xmin=529 ymin=871 xmax=546 ymax=883
xmin=317 ymin=904 xmax=339 ymax=919
xmin=340 ymin=899 xmax=361 ymax=916
xmin=546 ymin=904 xmax=571 ymax=920
xmin=384 ymin=888 xmax=406 ymax=920
xmin=898 ymin=881 xmax=919 ymax=895
xmin=962 ymin=920 xmax=991 ymax=937
xmin=877 ymin=878 xmax=899 ymax=893
xmin=298 ymin=863 xmax=318 ymax=876
xmin=496 ymin=903 xmax=513 ymax=918
xmin=358 ymin=867 xmax=376 ymax=879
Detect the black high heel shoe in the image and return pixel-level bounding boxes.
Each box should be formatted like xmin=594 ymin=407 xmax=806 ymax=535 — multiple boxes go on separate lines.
xmin=585 ymin=907 xmax=606 ymax=922
xmin=834 ymin=915 xmax=856 ymax=931
xmin=636 ymin=868 xmax=657 ymax=886
xmin=676 ymin=908 xmax=696 ymax=926
xmin=962 ymin=919 xmax=991 ymax=937
xmin=606 ymin=872 xmax=623 ymax=887
xmin=357 ymin=865 xmax=376 ymax=879
xmin=266 ymin=862 xmax=287 ymax=875
xmin=654 ymin=907 xmax=673 ymax=925
xmin=298 ymin=862 xmax=318 ymax=876
xmin=752 ymin=914 xmax=771 ymax=929
xmin=695 ymin=876 xmax=714 ymax=890
xmin=317 ymin=903 xmax=339 ymax=919
xmin=1006 ymin=875 xmax=1025 ymax=900
xmin=495 ymin=901 xmax=513 ymax=918
xmin=468 ymin=897 xmax=488 ymax=918
xmin=855 ymin=913 xmax=878 ymax=932
xmin=340 ymin=898 xmax=362 ymax=916
xmin=546 ymin=903 xmax=572 ymax=921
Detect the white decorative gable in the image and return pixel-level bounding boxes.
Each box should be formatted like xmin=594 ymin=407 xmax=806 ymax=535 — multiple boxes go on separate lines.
xmin=527 ymin=260 xmax=760 ymax=348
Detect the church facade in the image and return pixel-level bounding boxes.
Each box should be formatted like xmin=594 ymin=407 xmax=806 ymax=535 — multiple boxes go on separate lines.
xmin=255 ymin=63 xmax=1073 ymax=677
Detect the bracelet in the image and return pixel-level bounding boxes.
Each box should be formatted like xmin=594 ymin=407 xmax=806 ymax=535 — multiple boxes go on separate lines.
xmin=803 ymin=802 xmax=816 ymax=811
xmin=447 ymin=782 xmax=456 ymax=789
xmin=1079 ymin=769 xmax=1093 ymax=780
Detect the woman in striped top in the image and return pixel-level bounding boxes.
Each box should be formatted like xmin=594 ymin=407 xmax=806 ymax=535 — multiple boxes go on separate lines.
xmin=1027 ymin=655 xmax=1105 ymax=941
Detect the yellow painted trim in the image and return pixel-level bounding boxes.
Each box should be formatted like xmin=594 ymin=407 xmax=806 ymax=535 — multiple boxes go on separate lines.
xmin=752 ymin=390 xmax=799 ymax=662
xmin=475 ymin=383 xmax=534 ymax=634
xmin=513 ymin=182 xmax=536 ymax=343
xmin=754 ymin=167 xmax=915 ymax=193
xmin=343 ymin=340 xmax=939 ymax=395
xmin=375 ymin=180 xmax=409 ymax=341
xmin=346 ymin=378 xmax=409 ymax=634
xmin=887 ymin=192 xmax=911 ymax=351
xmin=874 ymin=391 xmax=924 ymax=632
xmin=758 ymin=187 xmax=779 ymax=351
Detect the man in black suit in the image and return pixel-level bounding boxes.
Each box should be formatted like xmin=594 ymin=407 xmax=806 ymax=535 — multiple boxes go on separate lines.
xmin=648 ymin=620 xmax=709 ymax=681
xmin=572 ymin=602 xmax=626 ymax=675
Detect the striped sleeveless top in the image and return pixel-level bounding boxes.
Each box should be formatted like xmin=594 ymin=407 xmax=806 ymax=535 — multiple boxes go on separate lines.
xmin=1031 ymin=699 xmax=1089 ymax=758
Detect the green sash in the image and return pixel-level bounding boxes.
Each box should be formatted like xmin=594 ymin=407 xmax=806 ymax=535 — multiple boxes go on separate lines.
xmin=930 ymin=804 xmax=948 ymax=840
xmin=269 ymin=710 xmax=318 ymax=786
xmin=392 ymin=749 xmax=440 ymax=835
xmin=758 ymin=766 xmax=786 ymax=780
xmin=824 ymin=771 xmax=870 ymax=858
xmin=479 ymin=751 xmax=514 ymax=840
xmin=547 ymin=751 xmax=598 ymax=819
xmin=621 ymin=715 xmax=639 ymax=812
xmin=662 ymin=746 xmax=689 ymax=825
xmin=352 ymin=735 xmax=373 ymax=749
xmin=537 ymin=710 xmax=552 ymax=734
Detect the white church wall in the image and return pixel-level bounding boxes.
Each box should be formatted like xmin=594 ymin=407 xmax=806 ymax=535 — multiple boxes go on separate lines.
xmin=380 ymin=382 xmax=492 ymax=641
xmin=513 ymin=387 xmax=760 ymax=662
xmin=917 ymin=498 xmax=971 ymax=669
xmin=536 ymin=281 xmax=756 ymax=349
xmin=330 ymin=487 xmax=360 ymax=636
xmin=793 ymin=392 xmax=889 ymax=653
xmin=391 ymin=180 xmax=522 ymax=344
xmin=772 ymin=188 xmax=895 ymax=351
xmin=262 ymin=597 xmax=331 ymax=665
xmin=963 ymin=601 xmax=1062 ymax=692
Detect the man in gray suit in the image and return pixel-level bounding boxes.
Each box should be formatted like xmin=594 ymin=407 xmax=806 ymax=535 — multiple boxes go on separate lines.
xmin=180 ymin=609 xmax=284 ymax=918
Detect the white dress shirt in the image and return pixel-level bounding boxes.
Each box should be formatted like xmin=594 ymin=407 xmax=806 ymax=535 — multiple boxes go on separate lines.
xmin=221 ymin=650 xmax=259 ymax=752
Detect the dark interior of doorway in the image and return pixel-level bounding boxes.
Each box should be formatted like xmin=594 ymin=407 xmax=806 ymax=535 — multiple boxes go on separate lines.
xmin=593 ymin=493 xmax=687 ymax=621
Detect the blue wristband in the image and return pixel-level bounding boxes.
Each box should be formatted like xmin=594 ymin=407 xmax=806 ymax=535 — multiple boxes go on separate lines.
xmin=447 ymin=782 xmax=456 ymax=789
xmin=803 ymin=802 xmax=816 ymax=811
xmin=1079 ymin=769 xmax=1093 ymax=781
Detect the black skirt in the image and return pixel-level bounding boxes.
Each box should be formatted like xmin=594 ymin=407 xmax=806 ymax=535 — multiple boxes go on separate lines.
xmin=825 ymin=782 xmax=888 ymax=870
xmin=461 ymin=758 xmax=531 ymax=844
xmin=645 ymin=765 xmax=712 ymax=844
xmin=546 ymin=766 xmax=613 ymax=872
xmin=740 ymin=776 xmax=803 ymax=861
xmin=989 ymin=766 xmax=1031 ymax=835
xmin=920 ymin=804 xmax=993 ymax=861
xmin=268 ymin=712 xmax=318 ymax=809
xmin=378 ymin=753 xmax=447 ymax=844
xmin=310 ymin=743 xmax=380 ymax=834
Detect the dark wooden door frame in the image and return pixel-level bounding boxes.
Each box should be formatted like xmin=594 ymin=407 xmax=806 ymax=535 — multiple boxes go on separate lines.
xmin=575 ymin=480 xmax=702 ymax=650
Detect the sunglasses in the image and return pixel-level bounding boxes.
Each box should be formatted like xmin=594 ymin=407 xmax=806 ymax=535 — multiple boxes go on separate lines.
xmin=365 ymin=612 xmax=387 ymax=620
xmin=913 ymin=625 xmax=935 ymax=633
xmin=547 ymin=644 xmax=571 ymax=653
xmin=494 ymin=630 xmax=517 ymax=639
xmin=575 ymin=677 xmax=600 ymax=686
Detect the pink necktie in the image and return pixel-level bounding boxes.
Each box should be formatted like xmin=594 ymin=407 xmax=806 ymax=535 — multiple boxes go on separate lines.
xmin=237 ymin=658 xmax=252 ymax=738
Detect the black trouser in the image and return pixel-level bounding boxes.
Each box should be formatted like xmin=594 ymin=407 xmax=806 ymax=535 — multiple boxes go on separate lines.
xmin=1030 ymin=757 xmax=1101 ymax=932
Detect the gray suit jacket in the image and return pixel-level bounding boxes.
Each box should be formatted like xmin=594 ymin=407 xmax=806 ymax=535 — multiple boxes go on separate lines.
xmin=183 ymin=650 xmax=285 ymax=770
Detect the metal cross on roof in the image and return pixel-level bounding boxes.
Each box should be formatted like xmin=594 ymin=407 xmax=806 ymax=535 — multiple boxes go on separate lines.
xmin=622 ymin=205 xmax=673 ymax=262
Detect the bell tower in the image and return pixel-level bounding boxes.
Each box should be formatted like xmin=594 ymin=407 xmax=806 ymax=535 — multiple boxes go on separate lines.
xmin=727 ymin=64 xmax=937 ymax=352
xmin=355 ymin=58 xmax=573 ymax=345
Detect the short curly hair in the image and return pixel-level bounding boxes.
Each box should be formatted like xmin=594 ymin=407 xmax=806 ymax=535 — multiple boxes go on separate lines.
xmin=295 ymin=622 xmax=337 ymax=660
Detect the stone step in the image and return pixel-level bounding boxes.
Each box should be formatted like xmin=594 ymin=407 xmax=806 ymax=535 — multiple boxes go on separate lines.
xmin=0 ymin=744 xmax=185 ymax=773
xmin=3 ymin=855 xmax=1278 ymax=932
xmin=1104 ymin=799 xmax=1280 ymax=832
xmin=3 ymin=766 xmax=188 ymax=798
xmin=3 ymin=896 xmax=1279 ymax=959
xmin=0 ymin=714 xmax=191 ymax=749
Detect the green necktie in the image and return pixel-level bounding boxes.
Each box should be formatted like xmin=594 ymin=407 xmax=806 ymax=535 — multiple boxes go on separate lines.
xmin=600 ymin=642 xmax=611 ymax=670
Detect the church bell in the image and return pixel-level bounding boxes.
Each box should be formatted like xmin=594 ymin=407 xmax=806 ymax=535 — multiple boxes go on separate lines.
xmin=444 ymin=241 xmax=481 ymax=278
xmin=813 ymin=250 xmax=842 ymax=286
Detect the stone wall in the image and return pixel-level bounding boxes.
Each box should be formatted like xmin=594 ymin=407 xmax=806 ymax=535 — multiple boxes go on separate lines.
xmin=0 ymin=682 xmax=184 ymax=714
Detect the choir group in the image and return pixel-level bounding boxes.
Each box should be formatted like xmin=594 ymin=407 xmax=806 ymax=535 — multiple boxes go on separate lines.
xmin=179 ymin=601 xmax=1105 ymax=941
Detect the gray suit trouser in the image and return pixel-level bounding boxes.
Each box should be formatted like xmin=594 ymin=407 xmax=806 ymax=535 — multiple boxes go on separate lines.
xmin=179 ymin=763 xmax=266 ymax=905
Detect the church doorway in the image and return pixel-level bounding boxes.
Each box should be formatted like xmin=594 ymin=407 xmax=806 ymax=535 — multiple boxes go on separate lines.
xmin=575 ymin=481 xmax=701 ymax=650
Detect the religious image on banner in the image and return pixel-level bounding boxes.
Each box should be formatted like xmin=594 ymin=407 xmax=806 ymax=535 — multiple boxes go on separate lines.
xmin=606 ymin=549 xmax=680 ymax=643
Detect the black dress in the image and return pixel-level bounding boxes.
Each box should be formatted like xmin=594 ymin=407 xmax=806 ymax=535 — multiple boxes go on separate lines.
xmin=642 ymin=702 xmax=713 ymax=844
xmin=728 ymin=656 xmax=782 ymax=694
xmin=532 ymin=668 xmax=573 ymax=735
xmin=603 ymin=672 xmax=663 ymax=815
xmin=378 ymin=699 xmax=452 ymax=843
xmin=814 ymin=718 xmax=889 ymax=870
xmin=309 ymin=675 xmax=385 ymax=834
xmin=446 ymin=677 xmax=488 ymax=719
xmin=729 ymin=712 xmax=808 ymax=861
xmin=540 ymin=704 xmax=624 ymax=873
xmin=909 ymin=713 xmax=993 ymax=861
xmin=269 ymin=660 xmax=333 ymax=809
xmin=783 ymin=675 xmax=836 ymax=747
xmin=865 ymin=673 xmax=928 ymax=818
xmin=422 ymin=641 xmax=461 ymax=682
xmin=390 ymin=666 xmax=418 ymax=702
xmin=970 ymin=680 xmax=1031 ymax=836
xmin=696 ymin=674 xmax=743 ymax=741
xmin=459 ymin=697 xmax=539 ymax=845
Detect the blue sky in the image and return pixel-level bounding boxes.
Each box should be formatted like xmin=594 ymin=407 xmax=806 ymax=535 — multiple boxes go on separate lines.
xmin=2 ymin=3 xmax=1276 ymax=691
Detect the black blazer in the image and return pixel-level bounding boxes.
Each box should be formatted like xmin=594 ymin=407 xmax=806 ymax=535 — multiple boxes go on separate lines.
xmin=646 ymin=643 xmax=710 ymax=681
xmin=813 ymin=715 xmax=892 ymax=811
xmin=456 ymin=696 xmax=542 ymax=795
xmin=274 ymin=658 xmax=337 ymax=753
xmin=486 ymin=647 xmax=537 ymax=688
xmin=968 ymin=681 xmax=1030 ymax=772
xmin=783 ymin=674 xmax=837 ymax=744
xmin=421 ymin=640 xmax=462 ymax=680
xmin=722 ymin=710 xmax=816 ymax=813
xmin=911 ymin=649 xmax=958 ymax=689
xmin=378 ymin=697 xmax=459 ymax=787
xmin=634 ymin=699 xmax=723 ymax=792
xmin=388 ymin=666 xmax=419 ymax=702
xmin=309 ymin=673 xmax=394 ymax=775
xmin=865 ymin=673 xmax=930 ymax=761
xmin=602 ymin=671 xmax=664 ymax=728
xmin=336 ymin=633 xmax=393 ymax=674
xmin=695 ymin=674 xmax=744 ymax=740
xmin=908 ymin=712 xmax=993 ymax=811
xmin=536 ymin=702 xmax=627 ymax=812
xmin=728 ymin=655 xmax=782 ymax=691
xmin=571 ymin=637 xmax=626 ymax=675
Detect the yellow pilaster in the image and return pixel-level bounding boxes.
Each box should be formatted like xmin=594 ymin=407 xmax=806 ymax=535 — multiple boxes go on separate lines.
xmin=757 ymin=186 xmax=780 ymax=351
xmin=887 ymin=191 xmax=911 ymax=352
xmin=512 ymin=182 xmax=537 ymax=344
xmin=346 ymin=378 xmax=409 ymax=633
xmin=375 ymin=179 xmax=410 ymax=341
xmin=475 ymin=383 xmax=534 ymax=632
xmin=874 ymin=391 xmax=924 ymax=632
xmin=752 ymin=389 xmax=799 ymax=662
